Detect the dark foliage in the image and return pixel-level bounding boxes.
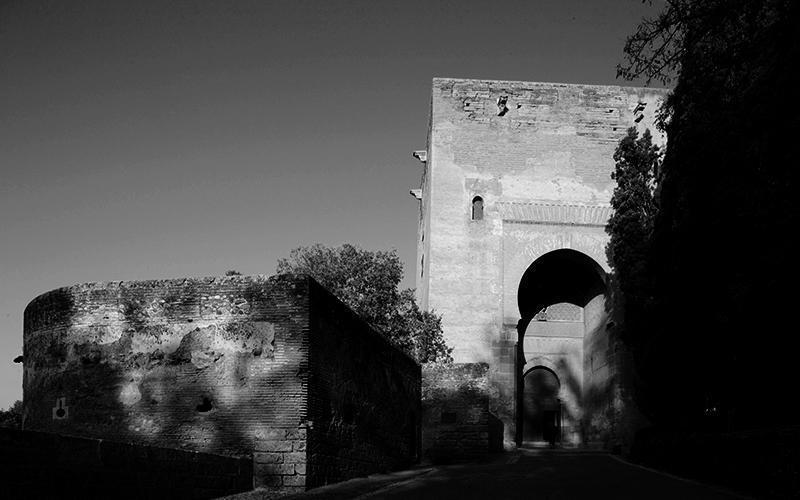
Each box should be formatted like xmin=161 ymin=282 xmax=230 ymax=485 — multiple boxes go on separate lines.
xmin=606 ymin=128 xmax=661 ymax=419
xmin=606 ymin=127 xmax=660 ymax=339
xmin=0 ymin=400 xmax=22 ymax=428
xmin=618 ymin=0 xmax=800 ymax=430
xmin=276 ymin=244 xmax=453 ymax=364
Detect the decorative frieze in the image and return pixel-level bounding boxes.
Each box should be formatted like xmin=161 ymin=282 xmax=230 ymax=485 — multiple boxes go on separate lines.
xmin=498 ymin=201 xmax=612 ymax=227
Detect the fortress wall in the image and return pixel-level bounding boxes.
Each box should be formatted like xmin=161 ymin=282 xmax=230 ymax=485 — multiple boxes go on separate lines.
xmin=23 ymin=274 xmax=310 ymax=458
xmin=22 ymin=274 xmax=421 ymax=495
xmin=423 ymin=78 xmax=667 ymax=364
xmin=306 ymin=281 xmax=421 ymax=487
xmin=418 ymin=77 xmax=668 ymax=447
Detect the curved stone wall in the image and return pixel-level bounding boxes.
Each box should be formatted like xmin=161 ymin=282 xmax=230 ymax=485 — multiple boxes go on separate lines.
xmin=22 ymin=274 xmax=310 ymax=456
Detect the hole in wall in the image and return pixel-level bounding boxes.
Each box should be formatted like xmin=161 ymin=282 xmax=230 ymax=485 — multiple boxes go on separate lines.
xmin=196 ymin=396 xmax=213 ymax=413
xmin=497 ymin=96 xmax=509 ymax=116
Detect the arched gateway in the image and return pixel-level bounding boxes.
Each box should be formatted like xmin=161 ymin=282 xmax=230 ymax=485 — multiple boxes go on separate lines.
xmin=522 ymin=366 xmax=561 ymax=443
xmin=411 ymin=77 xmax=667 ymax=448
xmin=516 ymin=249 xmax=608 ymax=445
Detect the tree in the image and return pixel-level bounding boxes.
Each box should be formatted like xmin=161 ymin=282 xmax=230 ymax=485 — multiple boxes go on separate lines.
xmin=619 ymin=0 xmax=800 ymax=429
xmin=616 ymin=0 xmax=736 ymax=85
xmin=606 ymin=127 xmax=660 ymax=344
xmin=224 ymin=270 xmax=242 ymax=276
xmin=0 ymin=400 xmax=22 ymax=429
xmin=605 ymin=127 xmax=661 ymax=422
xmin=276 ymin=244 xmax=452 ymax=364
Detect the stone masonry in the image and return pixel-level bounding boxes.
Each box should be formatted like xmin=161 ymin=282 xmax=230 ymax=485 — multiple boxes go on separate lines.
xmin=412 ymin=78 xmax=668 ymax=448
xmin=22 ymin=274 xmax=420 ymax=496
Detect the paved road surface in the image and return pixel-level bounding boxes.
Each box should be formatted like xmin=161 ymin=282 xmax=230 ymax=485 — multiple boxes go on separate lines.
xmin=365 ymin=450 xmax=744 ymax=499
xmin=284 ymin=450 xmax=748 ymax=500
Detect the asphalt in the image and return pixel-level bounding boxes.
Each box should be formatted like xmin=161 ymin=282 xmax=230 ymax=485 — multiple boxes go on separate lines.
xmin=238 ymin=449 xmax=751 ymax=500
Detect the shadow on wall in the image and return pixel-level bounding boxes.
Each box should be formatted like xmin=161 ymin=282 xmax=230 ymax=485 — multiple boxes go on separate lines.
xmin=22 ymin=276 xmax=309 ymax=458
xmin=549 ymin=344 xmax=642 ymax=453
xmin=421 ymin=363 xmax=505 ymax=463
xmin=22 ymin=275 xmax=423 ymax=495
xmin=551 ymin=356 xmax=615 ymax=449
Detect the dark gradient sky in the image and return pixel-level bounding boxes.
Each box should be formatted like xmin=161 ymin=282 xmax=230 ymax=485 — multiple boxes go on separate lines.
xmin=0 ymin=0 xmax=661 ymax=407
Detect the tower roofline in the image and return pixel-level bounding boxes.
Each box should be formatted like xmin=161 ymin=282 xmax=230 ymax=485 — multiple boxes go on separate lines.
xmin=432 ymin=76 xmax=670 ymax=94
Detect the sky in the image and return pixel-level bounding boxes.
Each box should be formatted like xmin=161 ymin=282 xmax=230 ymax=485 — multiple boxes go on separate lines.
xmin=0 ymin=0 xmax=662 ymax=408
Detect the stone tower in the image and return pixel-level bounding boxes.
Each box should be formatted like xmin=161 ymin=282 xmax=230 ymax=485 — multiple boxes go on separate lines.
xmin=411 ymin=77 xmax=667 ymax=447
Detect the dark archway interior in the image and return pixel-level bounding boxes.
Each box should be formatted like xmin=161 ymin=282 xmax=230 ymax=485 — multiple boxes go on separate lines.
xmin=522 ymin=367 xmax=561 ymax=442
xmin=515 ymin=249 xmax=608 ymax=446
xmin=517 ymin=249 xmax=607 ymax=320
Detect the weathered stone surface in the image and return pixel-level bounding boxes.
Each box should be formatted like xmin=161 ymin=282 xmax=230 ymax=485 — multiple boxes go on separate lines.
xmin=414 ymin=78 xmax=668 ymax=448
xmin=23 ymin=274 xmax=308 ymax=457
xmin=422 ymin=363 xmax=504 ymax=462
xmin=23 ymin=274 xmax=421 ymax=496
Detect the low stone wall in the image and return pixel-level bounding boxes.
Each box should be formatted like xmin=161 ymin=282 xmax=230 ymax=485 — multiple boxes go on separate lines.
xmin=0 ymin=427 xmax=252 ymax=499
xmin=422 ymin=363 xmax=503 ymax=462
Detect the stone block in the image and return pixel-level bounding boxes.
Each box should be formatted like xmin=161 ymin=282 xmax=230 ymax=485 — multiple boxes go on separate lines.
xmin=255 ymin=440 xmax=293 ymax=452
xmin=254 ymin=474 xmax=282 ymax=488
xmin=255 ymin=463 xmax=295 ymax=476
xmin=254 ymin=452 xmax=284 ymax=464
xmin=283 ymin=452 xmax=305 ymax=464
xmin=283 ymin=474 xmax=306 ymax=486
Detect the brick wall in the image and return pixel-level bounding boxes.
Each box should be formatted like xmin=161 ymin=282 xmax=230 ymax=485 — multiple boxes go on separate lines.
xmin=306 ymin=280 xmax=421 ymax=488
xmin=422 ymin=363 xmax=504 ymax=462
xmin=23 ymin=275 xmax=309 ymax=458
xmin=251 ymin=425 xmax=308 ymax=494
xmin=22 ymin=274 xmax=421 ymax=496
xmin=0 ymin=427 xmax=252 ymax=499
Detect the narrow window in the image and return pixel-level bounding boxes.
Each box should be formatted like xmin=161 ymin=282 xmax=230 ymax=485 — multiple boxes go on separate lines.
xmin=471 ymin=196 xmax=484 ymax=221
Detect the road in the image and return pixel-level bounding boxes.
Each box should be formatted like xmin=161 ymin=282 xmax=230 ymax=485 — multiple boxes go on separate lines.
xmin=368 ymin=450 xmax=744 ymax=500
xmin=287 ymin=449 xmax=748 ymax=500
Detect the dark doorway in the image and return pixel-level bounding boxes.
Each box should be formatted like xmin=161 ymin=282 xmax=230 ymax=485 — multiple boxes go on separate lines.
xmin=522 ymin=367 xmax=561 ymax=444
